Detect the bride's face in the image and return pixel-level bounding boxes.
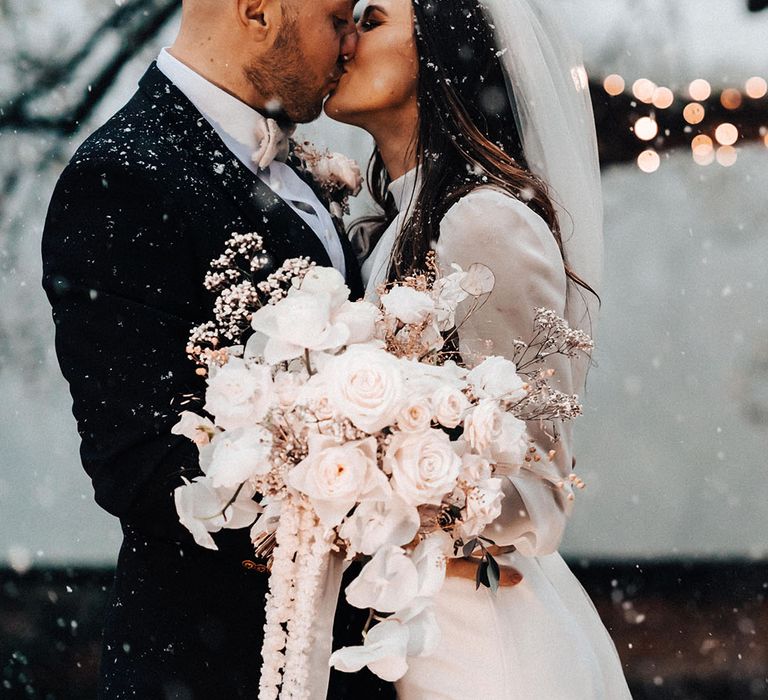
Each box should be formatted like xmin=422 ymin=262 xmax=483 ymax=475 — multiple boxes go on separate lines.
xmin=324 ymin=0 xmax=419 ymax=128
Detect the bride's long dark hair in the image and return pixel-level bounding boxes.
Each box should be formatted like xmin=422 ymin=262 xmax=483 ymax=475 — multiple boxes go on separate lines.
xmin=361 ymin=0 xmax=599 ymax=305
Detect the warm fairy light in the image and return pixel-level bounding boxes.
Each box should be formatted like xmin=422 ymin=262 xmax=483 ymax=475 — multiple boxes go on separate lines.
xmin=691 ymin=135 xmax=714 ymax=166
xmin=603 ymin=74 xmax=625 ymax=96
xmin=651 ymin=87 xmax=674 ymax=109
xmin=683 ymin=103 xmax=706 ymax=125
xmin=633 ymin=116 xmax=659 ymax=141
xmin=688 ymin=79 xmax=711 ymax=101
xmin=716 ymin=145 xmax=738 ymax=167
xmin=715 ymin=123 xmax=739 ymax=146
xmin=637 ymin=149 xmax=660 ymax=173
xmin=745 ymin=77 xmax=768 ymax=99
xmin=632 ymin=78 xmax=657 ymax=104
xmin=691 ymin=134 xmax=714 ymax=155
xmin=764 ymin=133 xmax=768 ymax=148
xmin=693 ymin=148 xmax=715 ymax=166
xmin=720 ymin=88 xmax=743 ymax=110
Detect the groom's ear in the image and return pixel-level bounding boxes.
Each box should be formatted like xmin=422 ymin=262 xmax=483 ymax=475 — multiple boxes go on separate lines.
xmin=238 ymin=0 xmax=283 ymax=39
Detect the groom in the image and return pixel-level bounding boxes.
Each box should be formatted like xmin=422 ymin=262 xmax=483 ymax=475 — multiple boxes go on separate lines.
xmin=41 ymin=0 xmax=393 ymax=697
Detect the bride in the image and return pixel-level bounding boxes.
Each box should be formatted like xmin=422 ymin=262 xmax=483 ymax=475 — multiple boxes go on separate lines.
xmin=324 ymin=0 xmax=633 ymax=697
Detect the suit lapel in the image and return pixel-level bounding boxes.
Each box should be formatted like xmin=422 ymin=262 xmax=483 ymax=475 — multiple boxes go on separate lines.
xmin=138 ymin=63 xmax=333 ymax=270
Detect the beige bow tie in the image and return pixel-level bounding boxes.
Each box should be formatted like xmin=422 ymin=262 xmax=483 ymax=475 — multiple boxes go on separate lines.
xmin=252 ymin=116 xmax=296 ymax=171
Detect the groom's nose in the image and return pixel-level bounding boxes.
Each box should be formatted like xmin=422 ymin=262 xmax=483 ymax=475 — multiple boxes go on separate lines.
xmin=339 ymin=25 xmax=359 ymax=61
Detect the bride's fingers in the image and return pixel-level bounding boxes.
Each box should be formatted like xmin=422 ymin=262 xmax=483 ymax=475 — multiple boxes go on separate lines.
xmin=445 ymin=558 xmax=524 ymax=587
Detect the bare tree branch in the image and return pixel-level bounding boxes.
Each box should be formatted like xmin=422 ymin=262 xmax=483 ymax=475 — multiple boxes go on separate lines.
xmin=0 ymin=0 xmax=180 ymax=134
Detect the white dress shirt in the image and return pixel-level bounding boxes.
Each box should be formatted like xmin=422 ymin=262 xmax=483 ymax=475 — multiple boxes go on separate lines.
xmin=156 ymin=48 xmax=346 ymax=276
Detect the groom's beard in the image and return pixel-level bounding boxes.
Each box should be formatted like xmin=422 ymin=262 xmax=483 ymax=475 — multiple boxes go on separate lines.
xmin=244 ymin=17 xmax=327 ymax=124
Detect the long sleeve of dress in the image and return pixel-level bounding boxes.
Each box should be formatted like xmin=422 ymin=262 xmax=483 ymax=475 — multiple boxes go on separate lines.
xmin=437 ymin=187 xmax=577 ymax=556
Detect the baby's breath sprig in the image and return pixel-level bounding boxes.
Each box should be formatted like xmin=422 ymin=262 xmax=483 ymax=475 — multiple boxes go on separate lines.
xmin=187 ymin=230 xmax=315 ymax=372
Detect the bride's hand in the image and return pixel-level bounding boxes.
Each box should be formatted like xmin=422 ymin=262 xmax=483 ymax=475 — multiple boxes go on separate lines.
xmin=445 ymin=557 xmax=524 ymax=587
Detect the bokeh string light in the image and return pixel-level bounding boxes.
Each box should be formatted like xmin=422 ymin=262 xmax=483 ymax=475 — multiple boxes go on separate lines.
xmin=600 ymin=73 xmax=767 ymax=171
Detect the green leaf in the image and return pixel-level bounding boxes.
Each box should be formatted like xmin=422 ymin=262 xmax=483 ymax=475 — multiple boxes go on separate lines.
xmin=475 ymin=559 xmax=487 ymax=590
xmin=486 ymin=553 xmax=500 ymax=593
xmin=463 ymin=538 xmax=478 ymax=558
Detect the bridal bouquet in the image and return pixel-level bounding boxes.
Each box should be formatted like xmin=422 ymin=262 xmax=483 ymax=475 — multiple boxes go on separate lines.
xmin=173 ymin=231 xmax=592 ymax=698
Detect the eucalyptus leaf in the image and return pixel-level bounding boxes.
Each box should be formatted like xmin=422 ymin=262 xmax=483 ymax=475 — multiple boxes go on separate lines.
xmin=486 ymin=553 xmax=500 ymax=593
xmin=463 ymin=538 xmax=478 ymax=558
xmin=475 ymin=559 xmax=488 ymax=590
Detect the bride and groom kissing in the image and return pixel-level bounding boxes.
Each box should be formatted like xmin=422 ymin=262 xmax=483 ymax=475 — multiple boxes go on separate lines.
xmin=41 ymin=0 xmax=631 ymax=698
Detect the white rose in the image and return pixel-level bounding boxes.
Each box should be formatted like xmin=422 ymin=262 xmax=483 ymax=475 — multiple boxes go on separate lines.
xmin=431 ymin=385 xmax=470 ymax=429
xmin=381 ymin=286 xmax=436 ymax=325
xmin=172 ymin=411 xmax=217 ymax=446
xmin=397 ymin=399 xmax=433 ymax=433
xmin=205 ymin=426 xmax=274 ymax=488
xmin=463 ymin=400 xmax=504 ymax=454
xmin=458 ymin=478 xmax=504 ymax=540
xmin=174 ymin=476 xmax=261 ymax=550
xmin=339 ymin=496 xmax=420 ymax=557
xmin=250 ymin=289 xmax=350 ymax=364
xmin=460 ymin=452 xmax=493 ymax=484
xmin=345 ymin=545 xmax=419 ymax=612
xmin=287 ymin=434 xmax=390 ymax=527
xmin=297 ymin=266 xmax=349 ymax=310
xmin=467 ymin=356 xmax=527 ymax=401
xmin=385 ymin=429 xmax=461 ymax=506
xmin=328 ymin=345 xmax=404 ymax=433
xmin=334 ymin=300 xmax=380 ymax=345
xmin=203 ymin=357 xmax=274 ymax=430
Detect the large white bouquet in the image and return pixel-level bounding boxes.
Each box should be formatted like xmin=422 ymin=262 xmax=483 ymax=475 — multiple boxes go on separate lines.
xmin=173 ymin=231 xmax=592 ymax=699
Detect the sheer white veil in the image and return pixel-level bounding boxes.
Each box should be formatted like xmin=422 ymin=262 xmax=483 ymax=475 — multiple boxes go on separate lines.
xmin=480 ymin=0 xmax=603 ymax=347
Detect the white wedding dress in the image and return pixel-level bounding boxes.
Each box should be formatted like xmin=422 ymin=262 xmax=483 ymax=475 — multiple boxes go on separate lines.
xmin=361 ymin=169 xmax=633 ymax=699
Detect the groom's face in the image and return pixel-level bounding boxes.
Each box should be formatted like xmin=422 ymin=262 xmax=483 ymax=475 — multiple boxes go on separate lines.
xmin=245 ymin=0 xmax=358 ymax=123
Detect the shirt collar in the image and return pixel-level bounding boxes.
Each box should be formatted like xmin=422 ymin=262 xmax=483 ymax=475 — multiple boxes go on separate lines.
xmin=156 ymin=48 xmax=292 ymax=171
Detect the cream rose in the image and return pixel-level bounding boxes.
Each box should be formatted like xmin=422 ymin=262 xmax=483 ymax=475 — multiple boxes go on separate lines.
xmin=467 ymin=356 xmax=527 ymax=401
xmin=380 ymin=286 xmax=436 ymax=325
xmin=431 ymin=385 xmax=470 ymax=429
xmin=287 ymin=434 xmax=390 ymax=527
xmin=328 ymin=345 xmax=404 ymax=433
xmin=203 ymin=357 xmax=274 ymax=430
xmin=397 ymin=399 xmax=433 ymax=433
xmin=385 ymin=429 xmax=462 ymax=506
xmin=463 ymin=400 xmax=504 ymax=454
